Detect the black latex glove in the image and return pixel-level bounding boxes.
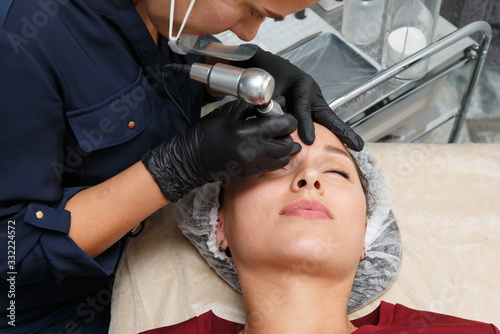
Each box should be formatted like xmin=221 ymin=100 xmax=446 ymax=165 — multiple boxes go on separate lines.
xmin=142 ymin=99 xmax=300 ymax=202
xmin=234 ymin=48 xmax=364 ymax=151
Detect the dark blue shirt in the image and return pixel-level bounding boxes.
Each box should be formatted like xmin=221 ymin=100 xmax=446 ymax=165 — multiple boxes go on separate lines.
xmin=0 ymin=0 xmax=211 ymax=332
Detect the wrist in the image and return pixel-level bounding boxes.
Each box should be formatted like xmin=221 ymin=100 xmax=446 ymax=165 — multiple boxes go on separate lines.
xmin=141 ymin=139 xmax=209 ymax=202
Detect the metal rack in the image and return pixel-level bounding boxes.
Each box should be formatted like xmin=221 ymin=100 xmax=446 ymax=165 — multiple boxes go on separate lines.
xmin=329 ymin=21 xmax=492 ymax=143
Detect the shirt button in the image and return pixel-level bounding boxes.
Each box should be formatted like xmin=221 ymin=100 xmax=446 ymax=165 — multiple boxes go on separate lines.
xmin=128 ymin=121 xmax=136 ymax=130
xmin=36 ymin=211 xmax=44 ymax=219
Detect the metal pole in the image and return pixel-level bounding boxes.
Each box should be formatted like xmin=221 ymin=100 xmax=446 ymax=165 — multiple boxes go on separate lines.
xmin=448 ymin=30 xmax=492 ymax=142
xmin=330 ymin=21 xmax=492 ymax=125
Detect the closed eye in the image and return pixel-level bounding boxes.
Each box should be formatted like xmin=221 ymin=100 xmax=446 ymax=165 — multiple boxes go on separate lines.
xmin=250 ymin=10 xmax=266 ymax=22
xmin=324 ymin=168 xmax=350 ymax=179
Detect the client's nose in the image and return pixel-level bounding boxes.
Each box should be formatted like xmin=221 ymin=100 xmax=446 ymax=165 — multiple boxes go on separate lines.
xmin=292 ymin=168 xmax=324 ymax=194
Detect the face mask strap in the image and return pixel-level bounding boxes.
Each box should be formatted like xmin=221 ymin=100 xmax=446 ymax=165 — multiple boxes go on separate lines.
xmin=168 ymin=0 xmax=196 ymax=42
xmin=167 ymin=0 xmax=258 ymax=60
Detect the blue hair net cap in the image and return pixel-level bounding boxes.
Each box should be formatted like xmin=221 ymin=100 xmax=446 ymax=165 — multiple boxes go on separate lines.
xmin=176 ymin=148 xmax=402 ymax=313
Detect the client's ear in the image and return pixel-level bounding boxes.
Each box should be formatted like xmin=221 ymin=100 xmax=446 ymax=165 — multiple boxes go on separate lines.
xmin=215 ymin=211 xmax=227 ymax=249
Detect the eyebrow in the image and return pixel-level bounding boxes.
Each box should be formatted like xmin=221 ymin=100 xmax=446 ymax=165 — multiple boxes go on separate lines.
xmin=323 ymin=145 xmax=353 ymax=161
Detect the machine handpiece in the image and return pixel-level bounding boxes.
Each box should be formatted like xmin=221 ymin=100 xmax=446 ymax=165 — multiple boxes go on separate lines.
xmin=170 ymin=63 xmax=283 ymax=117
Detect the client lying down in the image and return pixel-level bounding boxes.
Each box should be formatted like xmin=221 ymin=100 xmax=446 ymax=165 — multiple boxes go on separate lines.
xmin=143 ymin=123 xmax=499 ymax=333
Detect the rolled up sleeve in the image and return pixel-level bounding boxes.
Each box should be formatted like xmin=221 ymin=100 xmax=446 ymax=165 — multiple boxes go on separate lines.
xmin=2 ymin=188 xmax=120 ymax=286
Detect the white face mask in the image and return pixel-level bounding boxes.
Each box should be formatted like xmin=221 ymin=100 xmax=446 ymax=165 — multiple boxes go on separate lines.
xmin=166 ymin=0 xmax=259 ymax=61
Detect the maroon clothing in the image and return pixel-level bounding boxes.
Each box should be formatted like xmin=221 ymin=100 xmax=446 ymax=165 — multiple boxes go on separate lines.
xmin=141 ymin=310 xmax=244 ymax=334
xmin=351 ymin=301 xmax=499 ymax=333
xmin=141 ymin=301 xmax=499 ymax=334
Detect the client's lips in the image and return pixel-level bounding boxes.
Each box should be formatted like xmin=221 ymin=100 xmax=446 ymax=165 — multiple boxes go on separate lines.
xmin=280 ymin=200 xmax=333 ymax=219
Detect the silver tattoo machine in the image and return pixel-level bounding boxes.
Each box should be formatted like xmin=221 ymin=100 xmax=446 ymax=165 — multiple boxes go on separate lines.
xmin=170 ymin=63 xmax=284 ymax=117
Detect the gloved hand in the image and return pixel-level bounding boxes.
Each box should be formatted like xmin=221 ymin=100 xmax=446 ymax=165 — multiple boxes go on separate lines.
xmin=142 ymin=99 xmax=300 ymax=202
xmin=234 ymin=48 xmax=364 ymax=151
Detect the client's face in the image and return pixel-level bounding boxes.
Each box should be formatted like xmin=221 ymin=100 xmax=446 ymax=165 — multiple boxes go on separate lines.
xmin=218 ymin=124 xmax=367 ymax=278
